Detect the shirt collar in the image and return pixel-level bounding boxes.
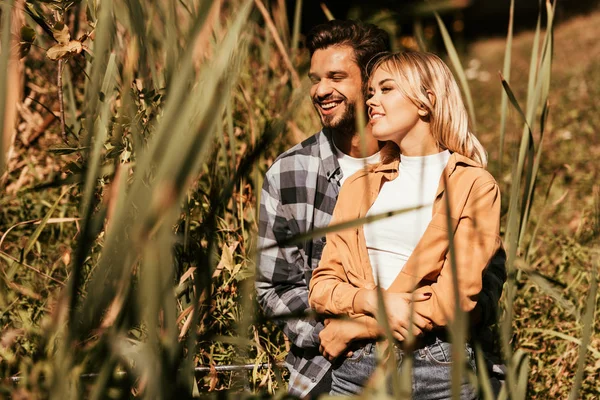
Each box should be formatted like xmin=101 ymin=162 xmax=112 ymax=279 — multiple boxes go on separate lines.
xmin=374 ymin=150 xmax=482 ymax=176
xmin=319 ymin=129 xmax=342 ymax=184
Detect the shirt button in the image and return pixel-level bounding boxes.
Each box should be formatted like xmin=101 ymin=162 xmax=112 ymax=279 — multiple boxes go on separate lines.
xmin=311 ymin=377 xmax=316 ymax=382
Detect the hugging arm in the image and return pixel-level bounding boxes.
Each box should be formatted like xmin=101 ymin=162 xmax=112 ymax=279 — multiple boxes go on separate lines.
xmin=409 ymin=180 xmax=503 ymax=328
xmin=309 ymin=198 xmax=427 ymax=349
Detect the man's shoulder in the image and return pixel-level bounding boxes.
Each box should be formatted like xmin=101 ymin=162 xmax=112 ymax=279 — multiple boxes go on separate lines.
xmin=276 ymin=130 xmax=326 ymax=161
xmin=266 ymin=130 xmax=328 ymax=175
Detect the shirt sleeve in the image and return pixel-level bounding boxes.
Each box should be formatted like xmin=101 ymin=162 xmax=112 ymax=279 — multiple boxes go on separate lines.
xmin=255 ymin=171 xmax=322 ymax=349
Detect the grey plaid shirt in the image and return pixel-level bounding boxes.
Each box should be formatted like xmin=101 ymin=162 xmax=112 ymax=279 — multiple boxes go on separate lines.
xmin=256 ymin=129 xmax=342 ymax=397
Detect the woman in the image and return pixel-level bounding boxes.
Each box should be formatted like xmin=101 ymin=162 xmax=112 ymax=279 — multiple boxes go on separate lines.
xmin=308 ymin=51 xmax=502 ymax=398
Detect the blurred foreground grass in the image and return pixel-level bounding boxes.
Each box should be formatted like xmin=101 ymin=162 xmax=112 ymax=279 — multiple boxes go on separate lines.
xmin=0 ymin=0 xmax=598 ymax=398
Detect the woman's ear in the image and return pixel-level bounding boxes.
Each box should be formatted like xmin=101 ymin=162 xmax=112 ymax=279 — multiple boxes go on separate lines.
xmin=426 ymin=90 xmax=436 ymax=107
xmin=418 ymin=108 xmax=429 ymax=117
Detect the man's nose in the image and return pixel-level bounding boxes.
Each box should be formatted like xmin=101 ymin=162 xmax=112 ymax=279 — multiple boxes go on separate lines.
xmin=314 ymin=80 xmax=333 ymax=99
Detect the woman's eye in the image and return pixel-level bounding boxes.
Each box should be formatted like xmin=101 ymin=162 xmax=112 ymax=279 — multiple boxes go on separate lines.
xmin=381 ymin=86 xmax=392 ymax=93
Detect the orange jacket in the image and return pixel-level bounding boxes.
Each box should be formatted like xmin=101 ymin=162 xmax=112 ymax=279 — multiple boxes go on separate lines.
xmin=309 ymin=151 xmax=502 ymax=329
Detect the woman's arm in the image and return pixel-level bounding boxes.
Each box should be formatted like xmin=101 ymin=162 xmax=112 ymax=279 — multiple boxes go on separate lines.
xmin=409 ymin=180 xmax=502 ymax=328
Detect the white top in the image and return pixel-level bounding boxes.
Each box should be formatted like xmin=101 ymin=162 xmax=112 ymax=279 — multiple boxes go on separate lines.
xmin=333 ymin=142 xmax=381 ymax=186
xmin=364 ymin=150 xmax=451 ymax=289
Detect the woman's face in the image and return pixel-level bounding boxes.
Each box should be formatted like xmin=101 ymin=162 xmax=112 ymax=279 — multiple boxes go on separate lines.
xmin=366 ymin=67 xmax=423 ymax=145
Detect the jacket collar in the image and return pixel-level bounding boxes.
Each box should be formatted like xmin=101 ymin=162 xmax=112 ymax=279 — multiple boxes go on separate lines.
xmin=373 ymin=150 xmax=483 ymax=200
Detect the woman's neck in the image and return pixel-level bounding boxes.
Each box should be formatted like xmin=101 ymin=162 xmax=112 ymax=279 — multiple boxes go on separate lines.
xmin=396 ymin=126 xmax=440 ymax=156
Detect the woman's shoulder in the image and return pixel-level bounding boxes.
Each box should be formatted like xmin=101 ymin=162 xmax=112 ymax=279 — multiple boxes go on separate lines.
xmin=449 ymin=153 xmax=498 ymax=189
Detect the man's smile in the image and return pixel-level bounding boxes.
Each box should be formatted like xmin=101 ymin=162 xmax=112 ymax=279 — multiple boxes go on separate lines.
xmin=316 ymin=99 xmax=343 ymax=114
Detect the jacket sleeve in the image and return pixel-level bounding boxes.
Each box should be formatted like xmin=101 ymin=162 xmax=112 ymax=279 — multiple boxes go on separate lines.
xmin=309 ymin=185 xmax=366 ymax=316
xmin=412 ymin=179 xmax=503 ymax=327
xmin=255 ymin=172 xmax=322 ymax=349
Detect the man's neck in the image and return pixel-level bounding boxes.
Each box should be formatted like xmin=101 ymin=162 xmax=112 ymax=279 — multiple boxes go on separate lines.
xmin=330 ymin=127 xmax=380 ymax=158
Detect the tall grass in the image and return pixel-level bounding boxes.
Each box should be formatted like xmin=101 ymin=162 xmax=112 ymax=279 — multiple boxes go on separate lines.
xmin=0 ymin=0 xmax=597 ymax=398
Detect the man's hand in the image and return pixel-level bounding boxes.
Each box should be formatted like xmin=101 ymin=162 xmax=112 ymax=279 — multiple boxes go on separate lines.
xmin=318 ymin=318 xmax=365 ymax=362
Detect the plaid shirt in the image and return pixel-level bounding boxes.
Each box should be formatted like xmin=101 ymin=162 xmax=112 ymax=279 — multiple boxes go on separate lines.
xmin=256 ymin=129 xmax=342 ymax=397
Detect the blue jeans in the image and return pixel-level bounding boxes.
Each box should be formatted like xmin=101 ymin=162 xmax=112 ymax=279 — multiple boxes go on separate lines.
xmin=330 ymin=337 xmax=478 ymax=399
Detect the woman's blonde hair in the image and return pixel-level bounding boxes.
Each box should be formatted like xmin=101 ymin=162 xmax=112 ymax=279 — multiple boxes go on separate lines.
xmin=370 ymin=51 xmax=487 ymax=167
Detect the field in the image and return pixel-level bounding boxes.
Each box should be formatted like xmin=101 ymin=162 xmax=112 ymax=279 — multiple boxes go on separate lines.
xmin=0 ymin=0 xmax=598 ymax=398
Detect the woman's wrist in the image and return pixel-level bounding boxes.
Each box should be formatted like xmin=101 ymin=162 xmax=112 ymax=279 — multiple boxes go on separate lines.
xmin=354 ymin=289 xmax=377 ymax=315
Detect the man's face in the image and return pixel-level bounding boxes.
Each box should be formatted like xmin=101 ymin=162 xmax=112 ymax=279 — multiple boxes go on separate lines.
xmin=309 ymin=45 xmax=364 ymax=132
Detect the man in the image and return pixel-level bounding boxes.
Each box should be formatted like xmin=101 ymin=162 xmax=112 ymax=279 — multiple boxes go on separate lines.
xmin=256 ymin=20 xmax=389 ymax=397
xmin=256 ymin=20 xmax=506 ymax=398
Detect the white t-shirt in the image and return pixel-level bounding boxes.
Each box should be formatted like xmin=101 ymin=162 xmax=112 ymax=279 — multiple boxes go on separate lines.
xmin=364 ymin=150 xmax=451 ymax=289
xmin=333 ymin=143 xmax=381 ymax=186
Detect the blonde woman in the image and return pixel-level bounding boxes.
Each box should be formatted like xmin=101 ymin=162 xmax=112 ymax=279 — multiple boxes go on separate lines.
xmin=308 ymin=51 xmax=503 ymax=398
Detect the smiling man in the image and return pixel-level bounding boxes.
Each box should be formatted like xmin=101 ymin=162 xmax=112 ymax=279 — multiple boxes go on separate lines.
xmin=255 ymin=20 xmax=389 ymax=397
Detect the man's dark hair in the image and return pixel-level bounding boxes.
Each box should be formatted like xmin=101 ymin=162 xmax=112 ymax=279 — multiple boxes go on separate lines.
xmin=306 ymin=20 xmax=390 ymax=82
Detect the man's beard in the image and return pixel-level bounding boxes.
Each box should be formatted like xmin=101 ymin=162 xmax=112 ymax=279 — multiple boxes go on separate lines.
xmin=321 ymin=101 xmax=356 ymax=136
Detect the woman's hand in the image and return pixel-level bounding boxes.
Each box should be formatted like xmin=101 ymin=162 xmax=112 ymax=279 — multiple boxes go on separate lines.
xmin=354 ymin=290 xmax=431 ymax=342
xmin=382 ymin=292 xmax=431 ymax=342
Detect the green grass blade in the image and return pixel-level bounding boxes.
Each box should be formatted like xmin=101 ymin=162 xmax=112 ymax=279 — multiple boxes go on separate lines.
xmin=80 ymin=80 xmax=114 ymax=228
xmin=518 ymin=101 xmax=549 ymax=247
xmin=498 ymin=0 xmax=515 ymax=171
xmin=434 ymin=12 xmax=476 ymax=131
xmin=500 ymin=75 xmax=535 ymax=139
xmin=568 ymin=264 xmax=598 ymax=400
xmin=63 ymin=65 xmax=81 ymax=137
xmin=524 ymin=168 xmax=558 ymax=261
xmin=525 ymin=270 xmax=579 ymax=319
xmin=502 ymin=153 xmax=520 ymax=394
xmin=525 ymin=328 xmax=600 ymax=359
xmin=22 ymin=188 xmax=71 ymax=260
xmin=0 ymin=0 xmax=15 ymax=175
xmin=515 ymin=350 xmax=530 ymax=400
xmin=259 ymin=204 xmax=427 ymax=252
xmin=441 ymin=177 xmax=466 ymax=400
xmin=413 ymin=19 xmax=427 ymax=51
xmin=320 ymin=2 xmax=335 ymax=21
xmin=474 ymin=343 xmax=495 ymax=400
xmin=6 ymin=188 xmax=71 ymax=280
xmin=83 ymin=0 xmax=114 ymax=153
xmin=525 ymin=1 xmax=542 ymax=112
xmin=291 ymin=0 xmax=302 ymax=56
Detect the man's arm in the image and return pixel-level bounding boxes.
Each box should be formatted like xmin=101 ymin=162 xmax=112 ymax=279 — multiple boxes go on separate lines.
xmin=472 ymin=246 xmax=506 ymax=327
xmin=255 ymin=172 xmax=322 ymax=349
